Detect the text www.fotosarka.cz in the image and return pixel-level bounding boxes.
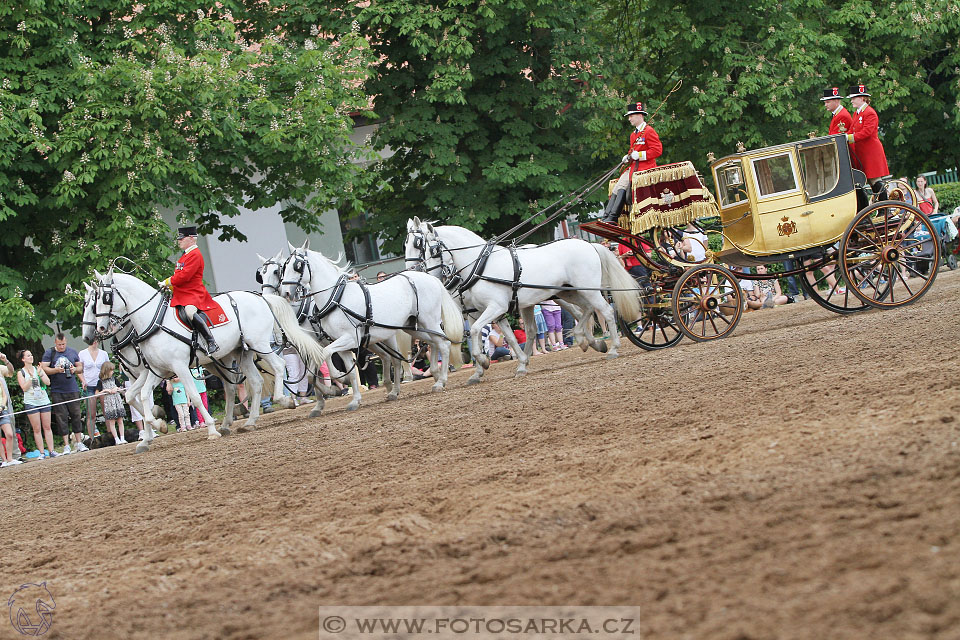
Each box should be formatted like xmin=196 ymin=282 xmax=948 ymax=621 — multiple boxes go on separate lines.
xmin=318 ymin=607 xmax=642 ymax=639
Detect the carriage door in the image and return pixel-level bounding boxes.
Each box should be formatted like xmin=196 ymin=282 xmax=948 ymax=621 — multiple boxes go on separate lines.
xmin=749 ymin=151 xmax=805 ymax=253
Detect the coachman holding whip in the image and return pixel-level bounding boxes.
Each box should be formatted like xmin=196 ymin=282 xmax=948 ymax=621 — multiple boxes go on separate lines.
xmin=158 ymin=226 xmax=220 ymax=355
xmin=601 ymin=100 xmax=663 ymax=223
xmin=844 ymin=84 xmax=889 ymax=193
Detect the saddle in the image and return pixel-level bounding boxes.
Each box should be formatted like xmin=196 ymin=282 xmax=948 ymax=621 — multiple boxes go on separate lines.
xmin=173 ymin=301 xmax=230 ymax=331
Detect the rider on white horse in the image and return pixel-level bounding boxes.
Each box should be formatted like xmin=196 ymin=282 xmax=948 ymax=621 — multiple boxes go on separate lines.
xmin=157 ymin=226 xmax=219 ymax=355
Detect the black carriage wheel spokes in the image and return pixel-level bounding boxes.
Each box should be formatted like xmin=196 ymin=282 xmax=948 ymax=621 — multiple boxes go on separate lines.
xmin=616 ymin=299 xmax=683 ymax=351
xmin=671 ymin=264 xmax=742 ymax=342
xmin=840 ymin=202 xmax=940 ymax=309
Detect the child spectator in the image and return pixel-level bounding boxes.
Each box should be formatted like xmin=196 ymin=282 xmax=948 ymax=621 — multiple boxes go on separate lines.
xmin=513 ymin=319 xmax=527 ymax=354
xmin=540 ymin=300 xmax=566 ymax=351
xmin=166 ymin=376 xmax=192 ymax=432
xmin=481 ymin=324 xmax=512 ymax=362
xmin=190 ymin=367 xmax=209 ymax=411
xmin=97 ymin=362 xmax=127 ymax=444
xmin=531 ymin=306 xmax=548 ymax=355
xmin=17 ymin=349 xmax=58 ymax=458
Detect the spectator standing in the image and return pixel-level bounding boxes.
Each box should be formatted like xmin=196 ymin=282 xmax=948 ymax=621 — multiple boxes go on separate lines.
xmin=0 ymin=351 xmax=20 ymax=464
xmin=0 ymin=372 xmax=22 ymax=467
xmin=166 ymin=376 xmax=192 ymax=432
xmin=915 ymin=175 xmax=939 ymax=215
xmin=532 ymin=305 xmax=548 ymax=355
xmin=16 ymin=349 xmax=57 ymax=458
xmin=79 ymin=338 xmax=109 ymax=439
xmin=41 ymin=334 xmax=87 ymax=453
xmin=190 ymin=366 xmax=209 ymax=411
xmin=97 ymin=362 xmax=127 ymax=444
xmin=540 ymin=300 xmax=565 ymax=351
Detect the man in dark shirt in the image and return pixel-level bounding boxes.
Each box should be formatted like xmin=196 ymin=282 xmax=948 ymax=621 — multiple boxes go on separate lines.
xmin=41 ymin=333 xmax=87 ymax=453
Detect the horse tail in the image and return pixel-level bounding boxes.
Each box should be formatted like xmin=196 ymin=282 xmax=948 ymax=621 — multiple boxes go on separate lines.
xmin=262 ymin=294 xmax=328 ymax=366
xmin=438 ymin=285 xmax=465 ymax=345
xmin=593 ymin=244 xmax=641 ymax=321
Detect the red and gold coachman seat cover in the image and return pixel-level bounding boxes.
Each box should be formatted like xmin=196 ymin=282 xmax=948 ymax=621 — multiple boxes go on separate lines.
xmin=608 ymin=161 xmax=718 ymax=233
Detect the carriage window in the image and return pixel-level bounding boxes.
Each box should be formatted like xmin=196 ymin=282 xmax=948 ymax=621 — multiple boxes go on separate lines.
xmin=751 ymin=153 xmax=799 ymax=198
xmin=799 ymin=142 xmax=840 ymax=198
xmin=716 ymin=161 xmax=747 ymax=208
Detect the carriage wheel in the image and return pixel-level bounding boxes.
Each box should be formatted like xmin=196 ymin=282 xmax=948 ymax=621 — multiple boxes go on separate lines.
xmin=670 ymin=264 xmax=743 ymax=342
xmin=798 ymin=246 xmax=873 ymax=315
xmin=945 ymin=252 xmax=957 ymax=271
xmin=839 ymin=201 xmax=940 ymax=309
xmin=616 ymin=289 xmax=683 ymax=350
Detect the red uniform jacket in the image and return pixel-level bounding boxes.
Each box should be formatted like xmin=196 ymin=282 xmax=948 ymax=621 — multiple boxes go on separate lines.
xmin=828 ymin=107 xmax=854 ymax=135
xmin=169 ymin=246 xmax=217 ymax=310
xmin=622 ymin=123 xmax=662 ymax=180
xmin=850 ymin=104 xmax=889 ymax=180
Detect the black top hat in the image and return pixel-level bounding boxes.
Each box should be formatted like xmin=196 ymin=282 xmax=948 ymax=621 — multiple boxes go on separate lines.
xmin=176 ymin=225 xmax=198 ymax=239
xmin=624 ymin=100 xmax=648 ymax=116
xmin=846 ymin=84 xmax=871 ymax=98
xmin=820 ymin=87 xmax=843 ymax=101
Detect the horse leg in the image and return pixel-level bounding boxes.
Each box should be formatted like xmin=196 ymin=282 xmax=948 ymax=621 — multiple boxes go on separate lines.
xmin=465 ymin=305 xmax=506 ymax=385
xmin=429 ymin=336 xmax=451 ymax=391
xmin=264 ymin=352 xmax=294 ymax=410
xmin=375 ymin=338 xmax=400 ymax=401
xmin=558 ymin=297 xmax=601 ymax=352
xmin=133 ymin=373 xmax=160 ymax=454
xmin=582 ymin=290 xmax=620 ymax=358
xmin=520 ymin=306 xmax=537 ymax=362
xmin=496 ymin=317 xmax=527 ymax=377
xmin=238 ymin=355 xmax=263 ymax=431
xmin=338 ymin=351 xmax=363 ymax=411
xmin=172 ymin=363 xmax=220 ymax=440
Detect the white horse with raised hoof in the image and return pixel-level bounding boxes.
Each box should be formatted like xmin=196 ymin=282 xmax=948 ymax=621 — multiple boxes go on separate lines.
xmin=404 ymin=217 xmax=641 ymax=384
xmin=89 ymin=267 xmax=324 ymax=452
xmin=277 ymin=245 xmax=464 ymax=411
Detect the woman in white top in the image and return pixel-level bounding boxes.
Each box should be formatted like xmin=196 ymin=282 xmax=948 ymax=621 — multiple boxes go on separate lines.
xmin=79 ymin=339 xmax=109 ymax=437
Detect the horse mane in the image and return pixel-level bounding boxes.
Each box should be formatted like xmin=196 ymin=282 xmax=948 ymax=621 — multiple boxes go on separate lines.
xmin=309 ymin=249 xmax=356 ymax=278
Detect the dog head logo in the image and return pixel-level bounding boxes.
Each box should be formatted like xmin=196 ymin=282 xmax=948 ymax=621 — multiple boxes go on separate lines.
xmin=8 ymin=583 xmax=55 ymax=636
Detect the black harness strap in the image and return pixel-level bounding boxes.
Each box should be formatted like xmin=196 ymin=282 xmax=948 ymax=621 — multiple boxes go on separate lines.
xmin=508 ymin=244 xmax=522 ymax=316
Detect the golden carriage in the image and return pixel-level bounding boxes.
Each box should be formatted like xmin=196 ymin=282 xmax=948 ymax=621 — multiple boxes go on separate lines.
xmin=582 ymin=133 xmax=940 ymax=347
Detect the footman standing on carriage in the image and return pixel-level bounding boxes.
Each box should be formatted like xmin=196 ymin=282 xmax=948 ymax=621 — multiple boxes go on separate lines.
xmin=821 ymin=86 xmax=853 ymax=135
xmin=844 ymin=84 xmax=889 ymax=193
xmin=158 ymin=226 xmax=220 ymax=355
xmin=601 ymin=100 xmax=663 ymax=223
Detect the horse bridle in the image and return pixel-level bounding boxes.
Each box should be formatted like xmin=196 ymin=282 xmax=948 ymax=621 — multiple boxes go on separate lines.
xmin=280 ymin=251 xmax=311 ymax=300
xmin=255 ymin=258 xmax=285 ymax=293
xmin=408 ymin=228 xmax=453 ymax=281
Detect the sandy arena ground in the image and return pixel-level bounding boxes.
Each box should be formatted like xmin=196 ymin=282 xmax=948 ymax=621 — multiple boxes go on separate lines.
xmin=2 ymin=269 xmax=959 ymax=640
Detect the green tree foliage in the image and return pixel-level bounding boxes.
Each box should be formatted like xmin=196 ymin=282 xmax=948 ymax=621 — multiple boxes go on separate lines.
xmin=318 ymin=0 xmax=622 ymax=249
xmin=0 ymin=1 xmax=373 ymax=344
xmin=599 ymin=0 xmax=960 ymax=178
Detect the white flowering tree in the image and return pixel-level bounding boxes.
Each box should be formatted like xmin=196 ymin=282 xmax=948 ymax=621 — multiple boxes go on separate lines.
xmin=0 ymin=2 xmax=374 ymax=347
xmin=595 ymin=0 xmax=960 ymax=177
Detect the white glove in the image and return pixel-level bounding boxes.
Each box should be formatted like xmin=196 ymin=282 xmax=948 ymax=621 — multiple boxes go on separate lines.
xmin=630 ymin=150 xmax=640 ymax=160
xmin=621 ymin=154 xmax=630 ymax=164
xmin=157 ymin=279 xmax=168 ymax=289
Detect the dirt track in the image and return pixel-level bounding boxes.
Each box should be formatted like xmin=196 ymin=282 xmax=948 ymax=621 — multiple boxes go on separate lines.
xmin=2 ymin=269 xmax=959 ymax=640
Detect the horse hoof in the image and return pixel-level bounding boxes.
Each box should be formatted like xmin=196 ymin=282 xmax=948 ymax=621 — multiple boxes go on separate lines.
xmin=514 ymin=369 xmax=527 ymax=378
xmin=159 ymin=424 xmax=168 ymax=434
xmin=465 ymin=376 xmax=481 ymax=386
xmin=346 ymin=403 xmax=360 ymax=412
xmin=309 ymin=408 xmax=323 ymax=418
xmin=431 ymin=383 xmax=444 ymax=392
xmin=218 ymin=426 xmax=231 ymax=437
xmin=236 ymin=425 xmax=252 ymax=434
xmin=207 ymin=432 xmax=222 ymax=441
xmin=597 ymin=341 xmax=609 ymax=353
xmin=387 ymin=393 xmax=399 ymax=402
xmin=135 ymin=443 xmax=150 ymax=454
xmin=605 ymin=352 xmax=619 ymax=360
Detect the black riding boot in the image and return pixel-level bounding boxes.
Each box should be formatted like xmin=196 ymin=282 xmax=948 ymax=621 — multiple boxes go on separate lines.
xmin=601 ymin=188 xmax=628 ymax=224
xmin=192 ymin=312 xmax=219 ymax=355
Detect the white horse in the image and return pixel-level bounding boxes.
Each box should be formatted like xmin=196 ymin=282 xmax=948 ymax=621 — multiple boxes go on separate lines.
xmin=277 ymin=246 xmax=464 ymax=410
xmin=80 ymin=283 xmax=253 ymax=440
xmin=404 ymin=217 xmax=641 ymax=384
xmin=257 ymin=247 xmax=418 ymax=415
xmin=90 ymin=267 xmax=324 ymax=449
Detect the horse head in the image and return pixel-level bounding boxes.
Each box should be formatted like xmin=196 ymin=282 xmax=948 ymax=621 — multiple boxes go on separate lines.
xmin=404 ymin=217 xmax=444 ymax=274
xmin=80 ymin=282 xmax=100 ymax=344
xmin=255 ymin=251 xmax=285 ymax=294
